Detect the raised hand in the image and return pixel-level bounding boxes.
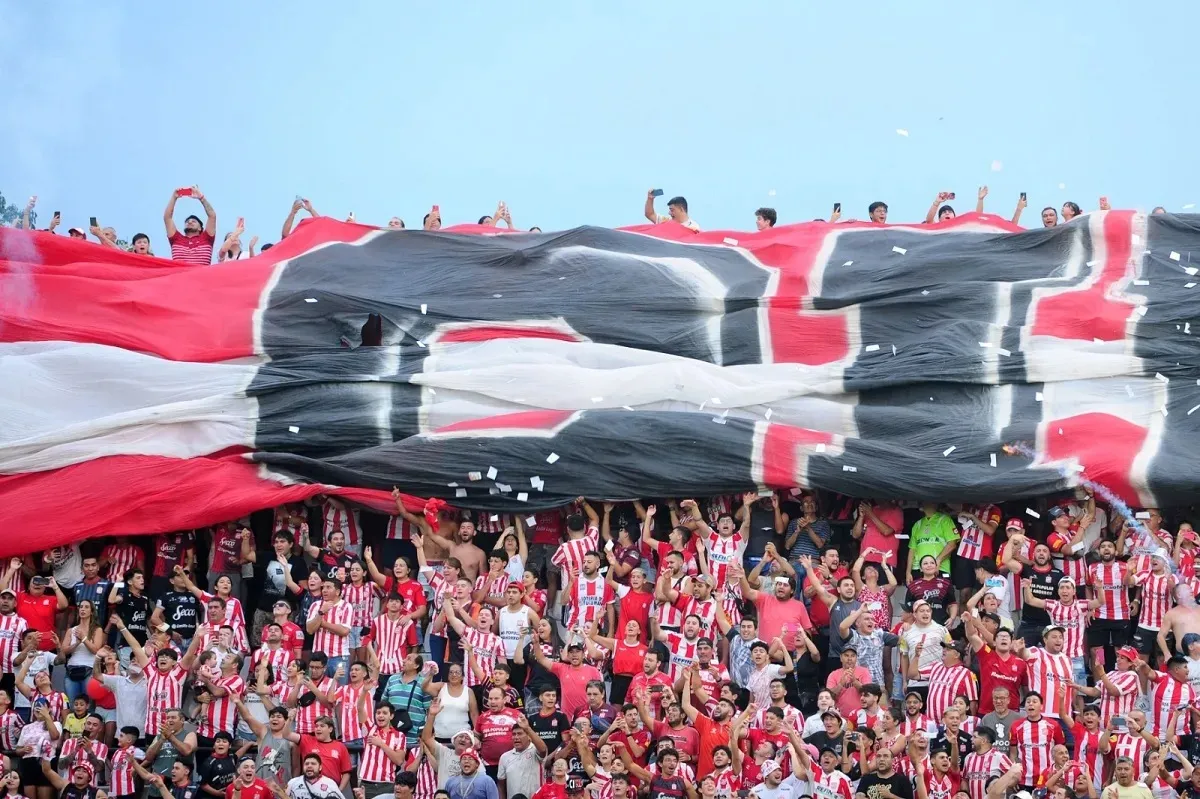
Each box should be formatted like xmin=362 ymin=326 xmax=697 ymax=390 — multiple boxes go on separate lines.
xmin=978 ymin=186 xmax=988 ymax=201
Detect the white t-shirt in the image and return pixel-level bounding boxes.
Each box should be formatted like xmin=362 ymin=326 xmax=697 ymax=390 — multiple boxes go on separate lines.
xmin=899 ymin=623 xmax=949 ymax=685
xmin=286 ymin=776 xmax=345 ymax=799
xmin=1067 ymin=503 xmax=1109 ymax=552
xmin=15 ymin=651 xmax=55 ymax=708
xmin=752 ymin=775 xmax=807 ymax=799
xmin=44 ymin=545 xmax=83 ymax=589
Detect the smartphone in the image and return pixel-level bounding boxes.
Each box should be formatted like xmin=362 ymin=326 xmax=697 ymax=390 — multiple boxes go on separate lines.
xmin=1112 ymin=715 xmax=1126 ymax=728
xmin=295 ymin=195 xmax=303 ymax=203
xmin=432 ymin=205 xmax=439 ymax=213
xmin=177 ymin=187 xmax=193 ymax=197
xmin=89 ymin=216 xmax=98 ymax=228
xmin=53 ymin=211 xmax=61 ymax=219
xmin=833 ymin=202 xmax=842 ymax=213
xmin=236 ymin=217 xmax=245 ymax=229
xmin=650 ymin=685 xmax=663 ymax=693
xmin=651 ymin=189 xmax=664 ymax=198
xmin=1020 ymin=192 xmax=1027 ymax=202
xmin=947 ymin=192 xmax=956 ymax=200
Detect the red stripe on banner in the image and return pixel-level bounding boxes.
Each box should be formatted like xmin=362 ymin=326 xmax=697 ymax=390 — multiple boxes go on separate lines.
xmin=435 ymin=409 xmax=575 ymax=434
xmin=437 ymin=326 xmax=582 ymax=343
xmin=760 ymin=424 xmax=836 ymax=487
xmin=1030 ymin=211 xmax=1137 ymax=341
xmin=0 ymin=218 xmax=375 ymax=361
xmin=0 ymin=454 xmax=421 ymax=558
xmin=1041 ymin=412 xmax=1147 ymax=505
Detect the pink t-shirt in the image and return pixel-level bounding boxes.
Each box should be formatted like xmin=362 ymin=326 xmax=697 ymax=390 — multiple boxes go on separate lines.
xmin=753 ymin=593 xmax=812 ymax=643
xmin=827 ymin=666 xmax=873 ymax=717
xmin=860 ymin=505 xmax=905 ymax=568
xmin=550 ymin=662 xmax=603 ymax=720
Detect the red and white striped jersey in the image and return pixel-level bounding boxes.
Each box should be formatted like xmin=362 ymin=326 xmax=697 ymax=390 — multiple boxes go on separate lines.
xmin=662 ymin=632 xmax=700 ymax=682
xmin=1071 ymin=726 xmax=1106 ymax=791
xmin=58 ymin=737 xmax=109 ymax=786
xmin=1148 ymin=670 xmax=1197 ymax=740
xmin=693 ymin=662 xmax=730 ymax=714
xmin=896 ymin=755 xmax=930 ymax=781
xmin=1047 ymin=527 xmax=1088 ymax=585
xmin=1025 ymin=648 xmax=1074 ymax=719
xmin=654 ymin=576 xmax=688 ymax=629
xmin=294 ymin=676 xmax=334 ymax=734
xmin=1010 ymin=717 xmax=1063 ymax=783
xmin=273 ymin=508 xmax=308 ymax=539
xmin=957 ymin=504 xmax=1002 ymax=560
xmin=753 ymin=704 xmax=804 ymax=732
xmin=359 ymin=724 xmax=405 ymax=782
xmin=405 ymin=747 xmax=438 ymax=799
xmin=342 ymin=581 xmax=376 ymax=629
xmin=550 ymin=527 xmax=599 ymax=583
xmin=1088 ymin=562 xmax=1131 ymax=621
xmin=100 ymin=543 xmax=142 ymax=583
xmin=200 ymin=591 xmax=249 ymax=653
xmin=462 ymin=627 xmax=506 ymax=688
xmin=814 ymin=769 xmax=854 ymax=799
xmin=371 ymin=613 xmax=418 ymax=674
xmin=475 ymin=512 xmax=514 ymax=536
xmin=1111 ymin=732 xmax=1148 ymax=778
xmin=30 ymin=690 xmax=66 ymax=723
xmin=109 ymin=745 xmax=145 ymax=796
xmin=1044 ymin=600 xmax=1090 ymax=658
xmin=336 ymin=681 xmax=375 ymax=742
xmin=251 ymin=645 xmax=294 ymax=676
xmin=307 ymin=599 xmax=354 ymax=658
xmin=704 ymin=530 xmax=746 ymax=589
xmin=588 ymin=769 xmax=613 ymax=799
xmin=1127 ymin=528 xmax=1173 ymax=576
xmin=1036 ymin=762 xmax=1084 ymax=792
xmin=925 ymin=662 xmax=979 ymax=721
xmin=1133 ymin=572 xmax=1175 ymax=631
xmin=960 ymin=715 xmax=979 ymax=736
xmin=0 ymin=709 xmax=23 ymax=751
xmin=567 ymin=575 xmax=614 ymax=630
xmin=900 ymin=714 xmax=937 ymax=739
xmin=197 ymin=674 xmax=244 ymax=738
xmin=322 ymin=499 xmax=361 ymax=546
xmin=385 ymin=514 xmax=415 ymax=541
xmin=424 ymin=568 xmax=456 ymax=617
xmin=674 ymin=596 xmax=719 ymax=639
xmin=711 ymin=767 xmax=741 ymax=799
xmin=1097 ymin=669 xmax=1141 ymax=727
xmin=475 ymin=572 xmax=514 ymax=606
xmin=145 ymin=664 xmax=188 ymax=735
xmin=0 ymin=612 xmax=28 ymax=673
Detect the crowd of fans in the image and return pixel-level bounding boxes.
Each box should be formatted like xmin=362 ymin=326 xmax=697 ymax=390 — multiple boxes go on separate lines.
xmin=3 ymin=188 xmax=1199 ymax=799
xmin=2 ymin=487 xmax=1200 ymax=799
xmin=6 ymin=186 xmax=1163 ymax=263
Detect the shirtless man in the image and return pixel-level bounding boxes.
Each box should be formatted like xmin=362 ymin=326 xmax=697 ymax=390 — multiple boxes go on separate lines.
xmin=425 ymin=517 xmax=486 ymax=581
xmin=391 ymin=489 xmax=461 ymax=569
xmin=1158 ymin=584 xmax=1200 ymax=659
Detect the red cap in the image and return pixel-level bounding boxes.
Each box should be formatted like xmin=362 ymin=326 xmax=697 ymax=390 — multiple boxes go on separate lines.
xmin=1116 ymin=646 xmax=1140 ymax=663
xmin=1005 ymin=518 xmax=1025 ymax=531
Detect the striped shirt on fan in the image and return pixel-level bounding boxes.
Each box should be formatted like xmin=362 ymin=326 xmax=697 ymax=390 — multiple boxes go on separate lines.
xmin=359 ymin=724 xmax=405 ymax=782
xmin=957 ymin=504 xmax=1002 ymax=560
xmin=342 ymin=581 xmax=376 ymax=629
xmin=1044 ymin=599 xmax=1090 ymax=658
xmin=251 ymin=645 xmax=294 ymax=675
xmin=385 ymin=514 xmax=416 ymax=540
xmin=462 ymin=627 xmax=506 ymax=687
xmin=372 ymin=613 xmax=418 ymax=674
xmin=197 ymin=674 xmax=244 ymax=738
xmin=925 ymin=662 xmax=979 ymax=721
xmin=0 ymin=612 xmax=29 ymax=673
xmin=405 ymin=747 xmax=439 ymax=799
xmin=551 ymin=525 xmax=599 ymax=576
xmin=58 ymin=737 xmax=109 ymax=785
xmin=168 ymin=230 xmax=215 ymax=265
xmin=322 ymin=499 xmax=361 ymax=547
xmin=110 ymin=745 xmax=145 ymax=796
xmin=1088 ymin=562 xmax=1131 ymax=620
xmin=1010 ymin=716 xmax=1063 ymax=784
xmin=1133 ymin=571 xmax=1175 ymax=631
xmin=1148 ymin=670 xmax=1197 ymax=740
xmin=1024 ymin=648 xmax=1074 ymax=719
xmin=0 ymin=709 xmax=23 ymax=751
xmin=307 ymin=599 xmax=353 ymax=658
xmin=145 ymin=664 xmax=188 ymax=735
xmin=294 ymin=675 xmax=335 ymax=734
xmin=100 ymin=542 xmax=142 ymax=583
xmin=336 ymin=681 xmax=375 ymax=741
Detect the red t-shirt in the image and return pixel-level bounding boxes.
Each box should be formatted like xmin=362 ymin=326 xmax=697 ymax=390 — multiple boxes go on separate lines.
xmin=607 ymin=728 xmax=652 ymax=766
xmin=16 ymin=593 xmax=58 ymax=649
xmin=653 ymin=721 xmax=700 ymax=763
xmin=754 ymin=593 xmax=812 ymax=645
xmin=617 ymin=588 xmax=653 ymax=643
xmin=530 ymin=511 xmax=566 ymax=546
xmin=382 ymin=577 xmax=428 ymax=616
xmin=259 ymin=621 xmax=305 ymax=658
xmin=168 ymin=230 xmax=215 ymax=265
xmin=298 ymin=735 xmax=352 ymax=783
xmin=533 ymin=783 xmax=568 ymax=799
xmin=225 ymin=778 xmax=272 ymax=799
xmin=976 ymin=646 xmax=1027 ymax=714
xmin=210 ymin=525 xmax=242 ymax=573
xmin=475 ymin=708 xmax=521 ymax=766
xmin=805 ymin=566 xmax=850 ymax=628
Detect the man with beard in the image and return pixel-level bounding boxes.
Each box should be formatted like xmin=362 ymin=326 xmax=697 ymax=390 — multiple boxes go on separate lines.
xmin=803 ymin=558 xmax=862 ymax=664
xmin=913 ymin=749 xmax=961 ymax=799
xmin=639 ymin=694 xmax=699 ymax=765
xmin=164 ymin=186 xmax=217 ymax=265
xmin=531 ymin=642 xmax=602 ymax=721
xmin=680 ymin=666 xmax=738 ymax=779
xmin=563 ymin=551 xmax=616 ymax=636
xmin=1003 ymin=542 xmax=1063 ymax=648
xmin=1087 ymin=539 xmax=1136 ymax=667
xmin=285 ymin=754 xmax=345 ymax=799
xmin=426 ymin=519 xmax=487 ymax=582
xmin=856 ymin=747 xmax=914 ymax=799
xmin=689 ymin=498 xmax=749 ymax=626
xmin=1046 ymin=501 xmax=1094 ymax=588
xmin=654 ymin=613 xmax=704 ymax=683
xmin=737 ymin=564 xmax=812 ymax=648
xmin=301 ymin=530 xmax=358 ymax=582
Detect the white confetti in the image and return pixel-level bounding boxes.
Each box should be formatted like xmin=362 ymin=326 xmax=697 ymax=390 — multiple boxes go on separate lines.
xmin=998 ymin=348 xmax=1011 ymax=356
xmin=942 ymin=446 xmax=956 ymax=457
xmin=1132 ymin=234 xmax=1142 ymax=245
xmin=710 ymin=397 xmax=721 ymax=405
xmin=493 ymin=293 xmax=502 ymax=298
xmin=1127 ymin=384 xmax=1135 ymax=396
xmin=1161 ymin=407 xmax=1169 ymax=417
xmin=525 ymin=515 xmax=538 ymax=527
xmin=921 ymin=290 xmax=930 ymax=296
xmin=455 ymin=488 xmax=467 ymax=498
xmin=1134 ymin=306 xmax=1148 ymax=317
xmin=1189 ymin=404 xmax=1200 ymax=416
xmin=991 ymin=160 xmax=1003 ymax=172
xmin=490 ymin=514 xmax=499 ymax=522
xmin=1156 ymin=373 xmax=1170 ymax=383
xmin=468 ymin=471 xmax=482 ymax=481
xmin=530 ymin=476 xmax=541 ymax=487
xmin=304 ymin=298 xmax=318 ymax=303
xmin=1171 ymin=252 xmax=1182 ymax=261
xmin=865 ymin=344 xmax=880 ymax=352
xmin=1026 ymin=508 xmax=1041 ymax=519
xmin=621 ymin=405 xmax=635 ymax=411
xmin=1086 ymin=260 xmax=1098 ymax=267
xmin=809 ymin=443 xmax=825 ymax=454
xmin=1187 ymin=266 xmax=1198 ymax=275
xmin=1188 ymin=283 xmax=1198 ymax=289
xmin=517 ymin=492 xmax=529 ymax=502
xmin=420 ymin=303 xmax=428 ymax=314
xmin=546 ymin=452 xmax=560 ymax=464
xmin=711 ymin=416 xmax=727 ymax=425
xmin=990 ymin=453 xmax=997 ymax=467
xmin=1136 ymin=511 xmax=1151 ymax=519
xmin=447 ymin=482 xmax=459 ymax=488
xmin=764 ymin=408 xmax=773 ymax=420
xmin=892 ymin=246 xmax=907 ymax=255
xmin=1035 ymin=392 xmax=1044 ymax=402
xmin=1188 ymin=323 xmax=1193 ymax=334
xmin=1134 ymin=279 xmax=1150 ymax=286
xmin=768 ymin=189 xmax=777 ymax=197
xmin=979 ymin=342 xmax=992 ymax=348
xmin=287 ymin=425 xmax=300 ymax=433
xmin=843 ymin=261 xmax=854 ymax=267
xmin=496 ymin=482 xmax=511 ymax=492
xmin=896 ymin=128 xmax=909 ymax=137
xmin=843 ymin=464 xmax=858 ymax=472
xmin=892 ymin=344 xmax=898 ymax=356
xmin=698 ymin=400 xmax=707 ymax=411
xmin=416 ymin=340 xmax=426 ymax=348
xmin=722 ymin=237 xmax=739 ymax=246
xmin=486 ymin=466 xmax=498 ymax=480
xmin=428 ymin=387 xmax=436 ymax=395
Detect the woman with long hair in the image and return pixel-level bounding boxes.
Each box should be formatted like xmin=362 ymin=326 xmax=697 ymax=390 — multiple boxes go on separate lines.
xmin=341 ymin=561 xmax=375 ymax=664
xmin=60 ymin=600 xmax=104 ymax=703
xmin=852 ymin=554 xmax=898 ymax=631
xmin=513 ymin=618 xmax=557 ymax=708
xmin=421 ymin=663 xmax=475 ymax=743
xmin=500 ymin=523 xmax=527 ymax=585
xmin=585 ymin=618 xmax=646 ymax=704
xmin=180 ymin=572 xmax=250 ymax=653
xmin=84 ymin=649 xmax=119 ymax=746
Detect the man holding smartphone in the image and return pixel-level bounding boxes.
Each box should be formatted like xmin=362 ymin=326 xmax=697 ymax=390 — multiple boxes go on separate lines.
xmin=164 ymin=186 xmax=217 ymax=265
xmin=644 ymin=189 xmax=700 ymax=231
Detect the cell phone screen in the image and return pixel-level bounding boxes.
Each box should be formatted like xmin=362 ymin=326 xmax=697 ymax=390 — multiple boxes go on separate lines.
xmin=834 ymin=203 xmax=842 ymax=213
xmin=89 ymin=216 xmax=98 ymax=228
xmin=651 ymin=189 xmax=664 ymax=197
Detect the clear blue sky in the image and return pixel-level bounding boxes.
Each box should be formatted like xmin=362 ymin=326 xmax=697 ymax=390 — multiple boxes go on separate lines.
xmin=3 ymin=2 xmax=1197 ymax=244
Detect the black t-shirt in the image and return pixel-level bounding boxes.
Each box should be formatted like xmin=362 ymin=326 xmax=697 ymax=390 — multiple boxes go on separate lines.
xmin=804 ymin=730 xmax=855 ymax=759
xmin=156 ymin=591 xmax=199 ymax=638
xmin=931 ymin=729 xmax=972 ymax=770
xmin=1021 ymin=565 xmax=1064 ymax=625
xmin=746 ymin=504 xmax=783 ymax=559
xmin=316 ymin=550 xmax=357 ymax=580
xmin=60 ymin=787 xmax=99 ymax=799
xmin=856 ymin=772 xmax=914 ymax=799
xmin=199 ymin=754 xmax=237 ymax=792
xmin=116 ymin=590 xmax=151 ymax=644
xmin=526 ymin=709 xmax=571 ymax=752
xmin=522 ymin=642 xmax=560 ymax=694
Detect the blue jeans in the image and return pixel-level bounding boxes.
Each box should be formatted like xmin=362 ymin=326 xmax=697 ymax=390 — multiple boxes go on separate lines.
xmin=429 ymin=635 xmax=448 ymax=681
xmin=326 ymin=655 xmax=349 ymax=685
xmin=64 ymin=668 xmax=92 ymax=703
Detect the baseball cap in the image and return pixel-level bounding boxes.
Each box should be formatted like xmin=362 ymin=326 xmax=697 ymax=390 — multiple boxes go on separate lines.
xmin=459 ymin=747 xmax=480 ymax=763
xmin=945 ymin=640 xmax=967 ymax=656
xmin=1005 ymin=518 xmax=1025 ymax=531
xmin=1116 ymin=645 xmax=1141 ymax=663
xmin=1047 ymin=506 xmax=1069 ymax=520
xmin=0 ymin=588 xmax=15 ymax=597
xmin=567 ymin=778 xmax=586 ymax=794
xmin=820 ymin=710 xmax=841 ymax=722
xmin=911 ymin=599 xmax=931 ymax=611
xmin=68 ymin=226 xmax=86 ymax=236
xmin=1042 ymin=625 xmax=1066 ymax=639
xmin=760 ymin=759 xmax=782 ymax=776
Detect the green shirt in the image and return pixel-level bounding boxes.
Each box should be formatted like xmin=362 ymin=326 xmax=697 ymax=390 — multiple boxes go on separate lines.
xmin=909 ymin=513 xmax=960 ymax=574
